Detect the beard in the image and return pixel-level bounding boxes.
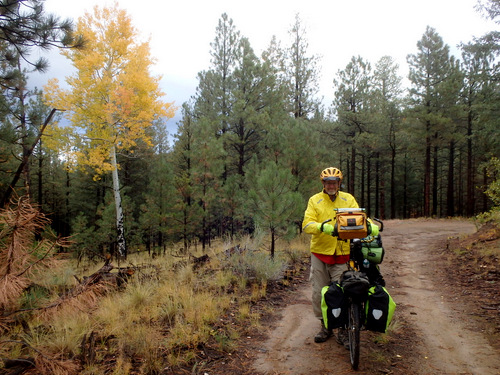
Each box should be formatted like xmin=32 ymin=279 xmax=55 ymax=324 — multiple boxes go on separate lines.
xmin=324 ymin=187 xmax=338 ymax=196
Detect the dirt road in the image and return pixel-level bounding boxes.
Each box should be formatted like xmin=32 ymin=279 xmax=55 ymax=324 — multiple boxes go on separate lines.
xmin=252 ymin=219 xmax=500 ymax=375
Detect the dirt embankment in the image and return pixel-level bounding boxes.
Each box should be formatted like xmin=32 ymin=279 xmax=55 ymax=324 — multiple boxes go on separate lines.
xmin=249 ymin=219 xmax=500 ymax=375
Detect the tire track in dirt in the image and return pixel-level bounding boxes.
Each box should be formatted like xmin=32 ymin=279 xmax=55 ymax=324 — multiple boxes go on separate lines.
xmin=384 ymin=219 xmax=500 ymax=375
xmin=252 ymin=285 xmax=357 ymax=375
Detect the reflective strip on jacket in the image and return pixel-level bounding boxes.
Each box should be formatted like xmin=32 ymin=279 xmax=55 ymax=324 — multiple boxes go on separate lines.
xmin=302 ymin=190 xmax=359 ymax=256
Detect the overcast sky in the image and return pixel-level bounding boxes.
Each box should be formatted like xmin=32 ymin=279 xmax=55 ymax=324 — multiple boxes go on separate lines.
xmin=32 ymin=0 xmax=496 ymax=136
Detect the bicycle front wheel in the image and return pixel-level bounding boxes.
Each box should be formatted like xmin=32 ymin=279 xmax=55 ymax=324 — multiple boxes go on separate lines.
xmin=348 ymin=301 xmax=361 ymax=370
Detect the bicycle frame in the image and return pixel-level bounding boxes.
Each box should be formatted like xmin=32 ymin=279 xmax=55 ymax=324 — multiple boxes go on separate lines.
xmin=343 ymin=247 xmax=365 ymax=371
xmin=341 ymin=218 xmax=384 ymax=370
xmin=321 ymin=212 xmax=384 ymax=370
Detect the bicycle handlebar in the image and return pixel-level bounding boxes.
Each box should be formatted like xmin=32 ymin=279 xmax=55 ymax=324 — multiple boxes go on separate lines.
xmin=371 ymin=217 xmax=384 ymax=232
xmin=320 ymin=218 xmax=332 ymax=232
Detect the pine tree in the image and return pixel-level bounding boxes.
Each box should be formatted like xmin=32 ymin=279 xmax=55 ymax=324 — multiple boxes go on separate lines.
xmin=0 ymin=0 xmax=83 ymax=77
xmin=407 ymin=26 xmax=455 ymax=216
xmin=247 ymin=161 xmax=303 ymax=258
xmin=372 ymin=56 xmax=404 ymax=218
xmin=191 ymin=115 xmax=225 ymax=249
xmin=208 ymin=12 xmax=240 ymax=136
xmin=276 ymin=117 xmax=322 ymax=199
xmin=284 ymin=14 xmax=321 ymax=119
xmin=137 ymin=118 xmax=174 ymax=254
xmin=0 ymin=1 xmax=82 ymax=206
xmin=460 ymin=37 xmax=500 ymax=215
xmin=171 ymin=103 xmax=202 ymax=252
xmin=332 ymin=55 xmax=372 ymax=197
xmin=225 ymin=37 xmax=278 ymax=178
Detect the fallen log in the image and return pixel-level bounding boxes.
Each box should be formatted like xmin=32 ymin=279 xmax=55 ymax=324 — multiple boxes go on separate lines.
xmin=192 ymin=254 xmax=210 ymax=268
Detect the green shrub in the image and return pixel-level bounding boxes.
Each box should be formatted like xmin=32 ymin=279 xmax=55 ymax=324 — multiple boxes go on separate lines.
xmin=222 ymin=250 xmax=287 ymax=283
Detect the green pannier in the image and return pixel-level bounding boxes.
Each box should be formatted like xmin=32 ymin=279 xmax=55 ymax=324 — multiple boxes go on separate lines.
xmin=321 ymin=283 xmax=348 ymax=330
xmin=361 ymin=235 xmax=385 ymax=264
xmin=365 ymin=285 xmax=396 ymax=333
xmin=361 ymin=246 xmax=384 ymax=264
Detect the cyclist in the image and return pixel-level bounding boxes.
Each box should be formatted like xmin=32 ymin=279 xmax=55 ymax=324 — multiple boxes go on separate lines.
xmin=302 ymin=167 xmax=379 ymax=345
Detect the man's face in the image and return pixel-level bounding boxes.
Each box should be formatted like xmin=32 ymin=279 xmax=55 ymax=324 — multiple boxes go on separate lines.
xmin=322 ymin=179 xmax=340 ymax=196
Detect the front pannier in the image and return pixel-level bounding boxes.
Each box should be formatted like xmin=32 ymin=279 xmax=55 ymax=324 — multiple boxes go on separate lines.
xmin=361 ymin=235 xmax=385 ymax=264
xmin=340 ymin=270 xmax=370 ymax=297
xmin=321 ymin=283 xmax=348 ymax=329
xmin=365 ymin=285 xmax=396 ymax=333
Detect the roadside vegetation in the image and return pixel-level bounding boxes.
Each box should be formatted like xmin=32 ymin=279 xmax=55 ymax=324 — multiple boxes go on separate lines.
xmin=2 ymin=197 xmax=498 ymax=374
xmin=0 ymin=198 xmax=310 ymax=374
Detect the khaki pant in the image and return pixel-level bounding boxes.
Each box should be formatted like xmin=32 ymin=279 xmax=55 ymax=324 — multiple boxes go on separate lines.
xmin=310 ymin=254 xmax=346 ymax=319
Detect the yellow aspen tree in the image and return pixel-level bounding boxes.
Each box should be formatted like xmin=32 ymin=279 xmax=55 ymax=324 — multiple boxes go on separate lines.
xmin=43 ymin=4 xmax=176 ymax=257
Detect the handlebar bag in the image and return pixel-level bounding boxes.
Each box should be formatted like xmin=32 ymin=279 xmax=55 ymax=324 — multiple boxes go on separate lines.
xmin=334 ymin=210 xmax=368 ymax=240
xmin=321 ymin=283 xmax=348 ymax=329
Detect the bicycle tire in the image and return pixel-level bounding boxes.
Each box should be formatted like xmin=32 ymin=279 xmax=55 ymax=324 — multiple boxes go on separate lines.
xmin=348 ymin=300 xmax=361 ymax=370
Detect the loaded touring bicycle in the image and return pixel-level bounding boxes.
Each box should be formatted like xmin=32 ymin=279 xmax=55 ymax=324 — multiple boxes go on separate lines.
xmin=320 ymin=208 xmax=396 ymax=370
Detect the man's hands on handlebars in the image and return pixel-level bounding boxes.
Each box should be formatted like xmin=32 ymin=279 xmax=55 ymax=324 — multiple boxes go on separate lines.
xmin=317 ymin=222 xmax=334 ymax=235
xmin=369 ymin=222 xmax=379 ymax=236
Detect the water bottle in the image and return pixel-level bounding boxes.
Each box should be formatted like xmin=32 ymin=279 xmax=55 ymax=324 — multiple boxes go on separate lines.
xmin=363 ymin=258 xmax=370 ymax=269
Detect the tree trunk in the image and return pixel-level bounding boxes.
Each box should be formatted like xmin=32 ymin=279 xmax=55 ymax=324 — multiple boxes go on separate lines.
xmin=366 ymin=156 xmax=371 ymax=216
xmin=380 ymin=171 xmax=385 ymax=220
xmin=466 ymin=107 xmax=474 ymax=216
xmin=349 ymin=146 xmax=356 ymax=195
xmin=482 ymin=166 xmax=488 ymax=213
xmin=183 ymin=207 xmax=188 ymax=252
xmin=66 ymin=169 xmax=70 ymax=234
xmin=361 ymin=154 xmax=366 ymax=209
xmin=110 ymin=145 xmax=127 ymax=258
xmin=432 ymin=141 xmax=438 ymax=216
xmin=424 ymin=127 xmax=431 ymax=216
xmin=270 ymin=226 xmax=275 ymax=259
xmin=404 ymin=154 xmax=409 ymax=218
xmin=390 ymin=145 xmax=396 ymax=219
xmin=37 ymin=139 xmax=43 ymax=207
xmin=1 ymin=109 xmax=57 ymax=208
xmin=377 ymin=154 xmax=385 ymax=219
xmin=457 ymin=150 xmax=464 ymax=216
xmin=446 ymin=140 xmax=455 ymax=217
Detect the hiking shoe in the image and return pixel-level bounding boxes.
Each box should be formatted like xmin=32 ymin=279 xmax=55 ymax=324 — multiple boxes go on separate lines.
xmin=337 ymin=328 xmax=350 ymax=350
xmin=314 ymin=321 xmax=332 ymax=343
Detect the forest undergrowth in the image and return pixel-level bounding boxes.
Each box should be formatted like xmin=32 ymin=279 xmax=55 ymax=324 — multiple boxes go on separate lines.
xmin=0 ymin=198 xmax=310 ymax=375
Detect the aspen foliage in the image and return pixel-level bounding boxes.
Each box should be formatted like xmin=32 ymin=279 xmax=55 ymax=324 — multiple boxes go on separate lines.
xmin=43 ymin=3 xmax=176 ymax=175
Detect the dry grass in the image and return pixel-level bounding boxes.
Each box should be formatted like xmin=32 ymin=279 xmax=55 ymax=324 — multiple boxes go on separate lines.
xmin=371 ymin=316 xmax=403 ymax=345
xmin=0 ymin=216 xmax=310 ymax=374
xmin=27 ymin=309 xmax=92 ymax=355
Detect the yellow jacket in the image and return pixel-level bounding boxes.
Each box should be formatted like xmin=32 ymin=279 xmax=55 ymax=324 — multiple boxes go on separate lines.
xmin=302 ymin=190 xmax=359 ymax=256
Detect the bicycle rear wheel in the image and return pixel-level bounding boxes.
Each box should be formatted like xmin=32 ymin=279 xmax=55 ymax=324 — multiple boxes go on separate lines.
xmin=348 ymin=301 xmax=361 ymax=370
